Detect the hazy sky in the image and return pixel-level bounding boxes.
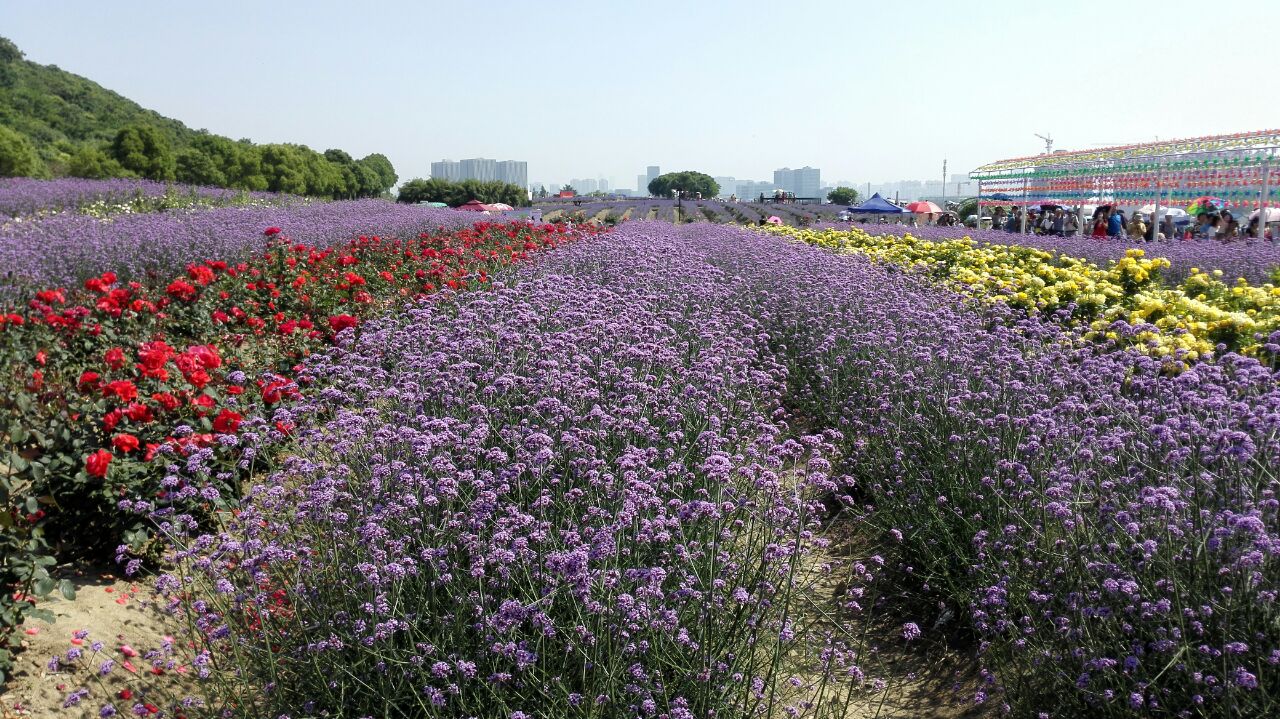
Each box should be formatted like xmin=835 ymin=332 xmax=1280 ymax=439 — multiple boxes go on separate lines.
xmin=6 ymin=0 xmax=1280 ymax=189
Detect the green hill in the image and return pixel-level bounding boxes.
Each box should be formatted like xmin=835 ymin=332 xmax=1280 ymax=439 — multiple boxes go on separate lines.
xmin=0 ymin=37 xmax=192 ymax=170
xmin=0 ymin=36 xmax=397 ymax=197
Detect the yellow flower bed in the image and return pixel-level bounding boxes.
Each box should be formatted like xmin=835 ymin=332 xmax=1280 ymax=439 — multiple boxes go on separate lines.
xmin=766 ymin=226 xmax=1280 ymax=363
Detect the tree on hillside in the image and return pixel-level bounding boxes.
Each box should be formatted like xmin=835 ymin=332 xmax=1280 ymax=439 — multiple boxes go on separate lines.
xmin=648 ymin=171 xmax=719 ymax=200
xmin=175 ymin=147 xmax=227 ymax=186
xmin=396 ymin=178 xmax=530 ymax=207
xmin=0 ymin=36 xmax=23 ymax=63
xmin=67 ymin=145 xmax=127 ymax=179
xmin=827 ymin=187 xmax=860 ymax=205
xmin=258 ymin=144 xmax=309 ymax=194
xmin=0 ymin=125 xmax=42 ymax=177
xmin=110 ymin=125 xmax=175 ymax=180
xmin=359 ymin=153 xmax=397 ymax=196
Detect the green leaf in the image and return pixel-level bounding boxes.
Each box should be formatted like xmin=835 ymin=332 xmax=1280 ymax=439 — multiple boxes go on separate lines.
xmin=6 ymin=452 xmax=27 ymax=472
xmin=33 ymin=577 xmax=55 ymax=596
xmin=58 ymin=579 xmax=76 ymax=601
xmin=26 ymin=607 xmax=55 ymax=623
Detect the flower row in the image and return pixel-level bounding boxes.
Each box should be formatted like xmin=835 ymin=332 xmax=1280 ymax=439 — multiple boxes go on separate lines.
xmin=768 ymin=225 xmax=1280 ymax=365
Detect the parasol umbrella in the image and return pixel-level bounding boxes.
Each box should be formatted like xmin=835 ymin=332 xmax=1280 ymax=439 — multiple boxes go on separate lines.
xmin=457 ymin=200 xmax=489 ymax=212
xmin=906 ymin=200 xmax=943 ymax=214
xmin=1138 ymin=205 xmax=1186 ymax=217
xmin=1186 ymin=196 xmax=1225 ymax=215
xmin=426 ymin=202 xmax=449 ymax=208
xmin=485 ymin=202 xmax=515 ymax=211
xmin=1247 ymin=207 xmax=1280 ymax=223
xmin=766 ymin=216 xmax=783 ymax=225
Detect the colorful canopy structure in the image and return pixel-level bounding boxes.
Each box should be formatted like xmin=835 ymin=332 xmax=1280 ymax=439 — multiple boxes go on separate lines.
xmin=970 ymin=129 xmax=1280 ymax=212
xmin=457 ymin=200 xmax=489 ymax=212
xmin=848 ymin=193 xmax=906 ymax=214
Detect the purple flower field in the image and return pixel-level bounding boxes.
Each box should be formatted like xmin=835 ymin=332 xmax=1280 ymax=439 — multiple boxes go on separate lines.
xmin=157 ymin=222 xmax=1280 ymax=718
xmin=0 ymin=177 xmax=289 ymax=218
xmin=0 ymin=199 xmax=473 ymax=294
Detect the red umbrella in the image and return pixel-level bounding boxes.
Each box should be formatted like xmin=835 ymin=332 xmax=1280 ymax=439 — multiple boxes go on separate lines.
xmin=457 ymin=200 xmax=488 ymax=212
xmin=906 ymin=200 xmax=943 ymax=214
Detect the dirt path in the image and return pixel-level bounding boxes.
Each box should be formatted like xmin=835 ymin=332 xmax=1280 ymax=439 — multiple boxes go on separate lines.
xmin=2 ymin=570 xmax=184 ymax=718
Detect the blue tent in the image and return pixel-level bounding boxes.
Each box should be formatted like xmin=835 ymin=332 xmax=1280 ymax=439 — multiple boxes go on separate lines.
xmin=848 ymin=193 xmax=906 ymax=214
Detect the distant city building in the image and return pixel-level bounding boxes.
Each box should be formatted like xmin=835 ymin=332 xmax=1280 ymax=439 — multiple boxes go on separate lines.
xmin=459 ymin=158 xmax=497 ymax=182
xmin=637 ymin=174 xmax=648 ymax=195
xmin=432 ymin=157 xmax=525 ymax=186
xmin=714 ymin=176 xmax=736 ymax=198
xmin=496 ymin=160 xmax=528 ymax=188
xmin=773 ymin=167 xmax=821 ymax=198
xmin=736 ymin=180 xmax=777 ymax=200
xmin=646 ymin=166 xmax=660 ymax=186
xmin=598 ymin=178 xmax=610 ymax=192
xmin=572 ymin=178 xmax=599 ymax=194
xmin=430 ymin=160 xmax=462 ymax=182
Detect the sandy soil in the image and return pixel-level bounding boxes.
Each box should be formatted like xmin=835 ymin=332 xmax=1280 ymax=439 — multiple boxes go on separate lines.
xmin=1 ymin=568 xmax=187 ymax=719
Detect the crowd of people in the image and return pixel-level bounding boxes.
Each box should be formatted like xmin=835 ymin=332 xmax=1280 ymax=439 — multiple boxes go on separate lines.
xmin=986 ymin=205 xmax=1274 ymax=241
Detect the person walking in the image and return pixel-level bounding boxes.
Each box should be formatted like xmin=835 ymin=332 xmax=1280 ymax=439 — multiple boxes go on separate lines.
xmin=1107 ymin=209 xmax=1124 ymax=238
xmin=1051 ymin=208 xmax=1065 ymax=236
xmin=1126 ymin=212 xmax=1147 ymax=241
xmin=1065 ymin=209 xmax=1080 ymax=237
xmin=1091 ymin=211 xmax=1108 ymax=238
xmin=1159 ymin=213 xmax=1175 ymax=240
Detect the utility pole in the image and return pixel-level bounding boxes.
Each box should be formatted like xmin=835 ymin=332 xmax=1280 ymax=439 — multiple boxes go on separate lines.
xmin=941 ymin=159 xmax=947 ymax=204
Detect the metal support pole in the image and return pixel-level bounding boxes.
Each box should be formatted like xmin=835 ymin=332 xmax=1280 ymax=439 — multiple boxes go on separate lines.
xmin=1020 ymin=173 xmax=1028 ymax=234
xmin=975 ymin=178 xmax=982 ymax=228
xmin=1152 ymin=164 xmax=1162 ymax=240
xmin=1259 ymin=156 xmax=1272 ymax=238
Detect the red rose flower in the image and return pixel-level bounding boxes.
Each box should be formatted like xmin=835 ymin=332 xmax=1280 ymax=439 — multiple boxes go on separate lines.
xmin=85 ymin=449 xmax=112 ymax=478
xmin=78 ymin=370 xmax=101 ymax=390
xmin=328 ymin=314 xmax=358 ymax=333
xmin=102 ymin=380 xmax=138 ymax=402
xmin=166 ymin=279 xmax=198 ymax=301
xmin=124 ymin=403 xmax=154 ymax=423
xmin=264 ymin=226 xmax=282 ymax=236
xmin=138 ymin=341 xmax=175 ymax=371
xmin=212 ymin=409 xmax=242 ymax=435
xmin=112 ymin=433 xmax=140 ymax=453
xmin=104 ymin=347 xmax=127 ymax=370
xmin=152 ymin=392 xmax=181 ymax=411
xmin=102 ymin=409 xmax=123 ymax=431
xmin=186 ymin=344 xmax=222 ymax=370
xmin=187 ymin=264 xmax=216 ymax=286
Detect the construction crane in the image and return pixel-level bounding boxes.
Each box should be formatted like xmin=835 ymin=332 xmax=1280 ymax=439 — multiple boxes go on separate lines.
xmin=1035 ymin=133 xmax=1054 ymax=155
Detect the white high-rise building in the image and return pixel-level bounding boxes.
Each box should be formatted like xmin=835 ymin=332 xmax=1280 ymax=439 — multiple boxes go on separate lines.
xmin=430 ymin=160 xmax=462 ymax=182
xmin=497 ymin=160 xmax=528 ymax=188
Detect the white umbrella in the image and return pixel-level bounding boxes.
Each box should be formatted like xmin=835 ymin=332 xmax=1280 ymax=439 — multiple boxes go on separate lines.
xmin=1247 ymin=207 xmax=1280 ymax=223
xmin=1138 ymin=205 xmax=1186 ymax=217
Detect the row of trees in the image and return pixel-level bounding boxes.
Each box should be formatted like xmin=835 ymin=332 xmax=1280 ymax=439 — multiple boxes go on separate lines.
xmin=0 ymin=123 xmax=397 ymax=199
xmin=396 ymin=178 xmax=530 ymax=208
xmin=74 ymin=126 xmax=397 ymax=198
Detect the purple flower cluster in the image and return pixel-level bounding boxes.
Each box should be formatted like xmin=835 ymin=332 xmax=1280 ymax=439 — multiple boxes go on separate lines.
xmin=0 ymin=199 xmax=475 ymax=292
xmin=0 ymin=177 xmax=287 ymax=217
xmin=160 ymin=222 xmax=1279 ymax=718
